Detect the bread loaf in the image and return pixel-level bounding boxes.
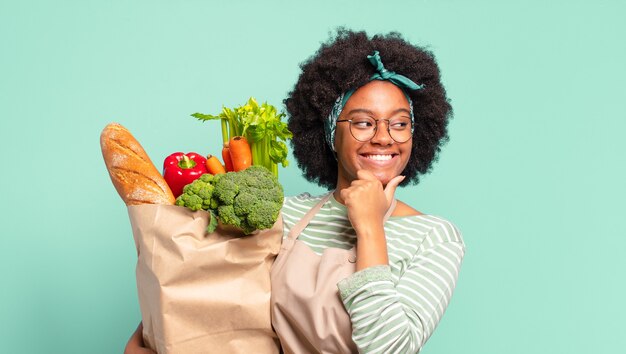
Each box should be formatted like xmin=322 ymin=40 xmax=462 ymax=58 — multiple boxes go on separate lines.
xmin=100 ymin=123 xmax=175 ymax=205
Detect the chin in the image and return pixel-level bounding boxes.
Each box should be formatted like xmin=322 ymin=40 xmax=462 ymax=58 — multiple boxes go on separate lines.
xmin=371 ymin=171 xmax=393 ymax=186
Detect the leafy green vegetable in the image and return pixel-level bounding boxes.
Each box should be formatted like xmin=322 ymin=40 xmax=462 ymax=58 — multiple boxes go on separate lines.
xmin=192 ymin=97 xmax=292 ymax=177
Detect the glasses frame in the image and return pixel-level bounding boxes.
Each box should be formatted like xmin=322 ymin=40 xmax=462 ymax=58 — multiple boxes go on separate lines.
xmin=336 ymin=117 xmax=413 ymax=143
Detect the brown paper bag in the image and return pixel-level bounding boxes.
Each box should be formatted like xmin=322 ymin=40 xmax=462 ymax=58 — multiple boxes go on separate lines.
xmin=127 ymin=204 xmax=283 ymax=354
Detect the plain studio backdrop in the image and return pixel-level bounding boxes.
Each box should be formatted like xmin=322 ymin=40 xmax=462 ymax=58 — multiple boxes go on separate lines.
xmin=1 ymin=1 xmax=624 ymax=353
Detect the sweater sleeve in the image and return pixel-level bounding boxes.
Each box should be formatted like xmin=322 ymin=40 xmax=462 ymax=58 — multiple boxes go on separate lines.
xmin=337 ymin=221 xmax=465 ymax=353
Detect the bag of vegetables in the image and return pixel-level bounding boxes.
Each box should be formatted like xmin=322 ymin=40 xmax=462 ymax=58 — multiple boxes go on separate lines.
xmin=128 ymin=204 xmax=282 ymax=354
xmin=127 ymin=166 xmax=285 ymax=353
xmin=101 ymin=98 xmax=290 ymax=354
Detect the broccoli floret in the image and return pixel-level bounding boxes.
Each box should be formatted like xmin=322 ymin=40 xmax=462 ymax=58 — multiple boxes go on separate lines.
xmin=175 ymin=174 xmax=215 ymax=211
xmin=238 ymin=167 xmax=278 ymax=189
xmin=233 ymin=191 xmax=258 ymax=216
xmin=213 ymin=166 xmax=283 ymax=234
xmin=239 ymin=219 xmax=256 ymax=235
xmin=199 ymin=173 xmax=215 ymax=183
xmin=253 ymin=185 xmax=284 ymax=204
xmin=175 ymin=193 xmax=203 ymax=211
xmin=217 ymin=205 xmax=241 ymax=228
xmin=176 ymin=166 xmax=283 ymax=235
xmin=246 ymin=199 xmax=281 ymax=231
xmin=209 ymin=196 xmax=220 ymax=210
xmin=212 ymin=173 xmax=240 ymax=205
xmin=238 ymin=165 xmax=279 ymax=188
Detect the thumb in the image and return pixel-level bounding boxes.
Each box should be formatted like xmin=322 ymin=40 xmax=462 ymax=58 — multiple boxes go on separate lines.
xmin=384 ymin=175 xmax=405 ymax=204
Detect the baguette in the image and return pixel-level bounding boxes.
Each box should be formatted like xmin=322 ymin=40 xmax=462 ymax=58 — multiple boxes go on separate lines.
xmin=100 ymin=123 xmax=175 ymax=205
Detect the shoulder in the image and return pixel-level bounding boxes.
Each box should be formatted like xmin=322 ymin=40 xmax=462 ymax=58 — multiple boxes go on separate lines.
xmin=417 ymin=214 xmax=464 ymax=248
xmin=281 ymin=192 xmax=327 ymax=216
xmin=392 ymin=200 xmax=423 ymax=217
xmin=388 ymin=208 xmax=464 ymax=247
xmin=283 ymin=192 xmax=325 ymax=206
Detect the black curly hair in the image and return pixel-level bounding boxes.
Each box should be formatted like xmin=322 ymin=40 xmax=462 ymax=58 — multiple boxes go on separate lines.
xmin=285 ymin=28 xmax=453 ymax=189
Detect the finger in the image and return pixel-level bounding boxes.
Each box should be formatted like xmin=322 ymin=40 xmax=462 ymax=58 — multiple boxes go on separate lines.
xmin=383 ymin=175 xmax=405 ymax=203
xmin=356 ymin=169 xmax=377 ymax=181
xmin=350 ymin=179 xmax=371 ymax=187
xmin=340 ymin=187 xmax=350 ymax=203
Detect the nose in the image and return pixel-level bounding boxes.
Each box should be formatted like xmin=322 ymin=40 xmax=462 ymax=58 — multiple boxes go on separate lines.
xmin=370 ymin=120 xmax=393 ymax=146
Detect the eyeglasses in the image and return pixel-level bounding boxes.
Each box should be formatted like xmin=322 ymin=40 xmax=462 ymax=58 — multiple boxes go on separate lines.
xmin=336 ymin=116 xmax=413 ymax=143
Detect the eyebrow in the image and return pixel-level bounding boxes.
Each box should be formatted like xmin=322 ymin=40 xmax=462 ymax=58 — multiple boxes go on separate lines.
xmin=344 ymin=108 xmax=411 ymax=117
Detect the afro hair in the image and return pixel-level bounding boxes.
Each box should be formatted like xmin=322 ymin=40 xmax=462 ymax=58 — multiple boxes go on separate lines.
xmin=285 ymin=28 xmax=453 ymax=189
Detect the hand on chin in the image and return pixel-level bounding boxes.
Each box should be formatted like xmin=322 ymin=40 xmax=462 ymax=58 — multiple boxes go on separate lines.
xmin=340 ymin=170 xmax=405 ymax=232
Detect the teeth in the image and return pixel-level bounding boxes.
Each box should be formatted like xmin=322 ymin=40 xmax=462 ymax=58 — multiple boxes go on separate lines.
xmin=365 ymin=154 xmax=393 ymax=161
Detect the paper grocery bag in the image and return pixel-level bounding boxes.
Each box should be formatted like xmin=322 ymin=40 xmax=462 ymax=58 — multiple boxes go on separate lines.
xmin=127 ymin=204 xmax=283 ymax=354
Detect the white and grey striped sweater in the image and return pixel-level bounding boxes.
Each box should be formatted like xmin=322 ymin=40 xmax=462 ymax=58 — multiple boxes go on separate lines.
xmin=280 ymin=192 xmax=465 ymax=353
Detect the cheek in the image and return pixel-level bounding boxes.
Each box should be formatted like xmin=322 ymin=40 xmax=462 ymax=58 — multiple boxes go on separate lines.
xmin=333 ymin=127 xmax=353 ymax=153
xmin=334 ymin=130 xmax=362 ymax=173
xmin=400 ymin=143 xmax=413 ymax=167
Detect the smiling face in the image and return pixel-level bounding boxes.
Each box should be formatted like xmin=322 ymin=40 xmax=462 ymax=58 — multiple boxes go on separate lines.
xmin=334 ymin=80 xmax=413 ymax=190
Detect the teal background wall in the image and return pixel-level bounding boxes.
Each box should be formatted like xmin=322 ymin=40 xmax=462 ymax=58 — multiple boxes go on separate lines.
xmin=1 ymin=0 xmax=624 ymax=353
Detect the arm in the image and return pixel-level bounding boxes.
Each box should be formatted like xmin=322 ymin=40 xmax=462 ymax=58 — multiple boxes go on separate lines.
xmin=338 ymin=170 xmax=404 ymax=271
xmin=338 ymin=224 xmax=465 ymax=353
xmin=124 ymin=322 xmax=156 ymax=354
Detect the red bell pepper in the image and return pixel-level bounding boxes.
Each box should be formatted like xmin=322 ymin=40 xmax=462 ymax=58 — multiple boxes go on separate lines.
xmin=163 ymin=152 xmax=208 ymax=198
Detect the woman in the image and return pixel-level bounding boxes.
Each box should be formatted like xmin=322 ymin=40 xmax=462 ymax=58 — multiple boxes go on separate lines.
xmin=125 ymin=29 xmax=464 ymax=354
xmin=270 ymin=29 xmax=464 ymax=353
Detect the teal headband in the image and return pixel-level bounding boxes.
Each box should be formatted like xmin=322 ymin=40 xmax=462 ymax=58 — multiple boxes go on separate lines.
xmin=324 ymin=51 xmax=424 ymax=151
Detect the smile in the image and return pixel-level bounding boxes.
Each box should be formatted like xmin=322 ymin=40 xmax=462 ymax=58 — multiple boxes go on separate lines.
xmin=364 ymin=154 xmax=394 ymax=161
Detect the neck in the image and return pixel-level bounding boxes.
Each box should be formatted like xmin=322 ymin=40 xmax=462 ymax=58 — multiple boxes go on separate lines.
xmin=333 ymin=176 xmax=351 ymax=205
xmin=332 ymin=189 xmax=345 ymax=205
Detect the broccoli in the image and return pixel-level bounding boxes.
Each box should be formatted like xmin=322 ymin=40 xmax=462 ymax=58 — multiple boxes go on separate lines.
xmin=217 ymin=205 xmax=242 ymax=229
xmin=245 ymin=199 xmax=281 ymax=232
xmin=212 ymin=173 xmax=240 ymax=205
xmin=175 ymin=174 xmax=215 ymax=211
xmin=175 ymin=165 xmax=283 ymax=235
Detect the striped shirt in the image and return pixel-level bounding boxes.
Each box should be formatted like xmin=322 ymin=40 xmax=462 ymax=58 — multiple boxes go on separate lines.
xmin=281 ymin=192 xmax=465 ymax=353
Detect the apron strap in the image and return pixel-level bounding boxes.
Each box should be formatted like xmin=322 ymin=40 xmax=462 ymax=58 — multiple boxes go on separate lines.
xmin=287 ymin=191 xmax=397 ymax=241
xmin=287 ymin=192 xmax=333 ymax=240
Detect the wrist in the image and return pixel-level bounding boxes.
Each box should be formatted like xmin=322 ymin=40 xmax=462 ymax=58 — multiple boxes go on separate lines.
xmin=354 ymin=220 xmax=385 ymax=239
xmin=355 ymin=224 xmax=388 ymax=271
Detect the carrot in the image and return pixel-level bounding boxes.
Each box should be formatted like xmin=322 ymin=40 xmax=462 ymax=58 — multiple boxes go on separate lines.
xmin=222 ymin=144 xmax=234 ymax=172
xmin=205 ymin=154 xmax=226 ymax=175
xmin=229 ymin=136 xmax=252 ymax=172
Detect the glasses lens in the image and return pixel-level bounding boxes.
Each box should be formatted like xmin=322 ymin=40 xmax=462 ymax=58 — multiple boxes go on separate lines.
xmin=349 ymin=117 xmax=376 ymax=141
xmin=388 ymin=118 xmax=412 ymax=143
xmin=348 ymin=117 xmax=412 ymax=143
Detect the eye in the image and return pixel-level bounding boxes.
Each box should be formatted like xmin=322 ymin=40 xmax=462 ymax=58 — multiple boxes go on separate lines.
xmin=351 ymin=117 xmax=374 ymax=129
xmin=389 ymin=119 xmax=411 ymax=130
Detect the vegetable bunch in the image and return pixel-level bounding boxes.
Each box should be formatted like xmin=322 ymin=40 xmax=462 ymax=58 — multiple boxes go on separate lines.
xmin=192 ymin=98 xmax=292 ymax=177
